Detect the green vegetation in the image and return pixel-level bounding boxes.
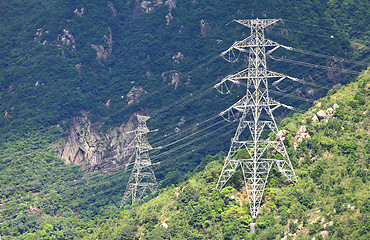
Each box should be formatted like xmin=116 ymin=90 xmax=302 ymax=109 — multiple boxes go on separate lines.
xmin=83 ymin=69 xmax=369 ymax=240
xmin=1 ymin=67 xmax=368 ymax=239
xmin=0 ymin=0 xmax=368 ymax=181
xmin=0 ymin=0 xmax=369 ymax=239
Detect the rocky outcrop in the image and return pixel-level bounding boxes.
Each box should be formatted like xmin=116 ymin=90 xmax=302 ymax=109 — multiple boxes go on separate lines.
xmin=59 ymin=112 xmax=139 ymax=173
xmin=108 ymin=2 xmax=117 ymax=16
xmin=126 ymin=86 xmax=148 ymax=104
xmin=133 ymin=0 xmax=176 ymax=24
xmin=75 ymin=63 xmax=82 ymax=71
xmin=34 ymin=28 xmax=49 ymax=45
xmin=91 ymin=27 xmax=113 ymax=60
xmin=200 ymin=20 xmax=211 ymax=36
xmin=172 ymin=52 xmax=184 ymax=64
xmin=74 ymin=8 xmax=85 ymax=18
xmin=166 ymin=12 xmax=173 ymax=25
xmin=165 ymin=0 xmax=176 ymax=10
xmin=293 ymin=125 xmax=311 ymax=150
xmin=276 ymin=130 xmax=287 ymax=141
xmin=57 ymin=29 xmax=76 ymax=55
xmin=312 ymin=103 xmax=339 ymax=123
xmin=162 ymin=70 xmax=181 ymax=89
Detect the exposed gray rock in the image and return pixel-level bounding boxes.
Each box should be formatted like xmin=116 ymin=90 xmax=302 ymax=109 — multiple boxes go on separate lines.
xmin=108 ymin=2 xmax=117 ymax=16
xmin=312 ymin=114 xmax=319 ymax=123
xmin=59 ymin=112 xmax=138 ymax=173
xmin=74 ymin=8 xmax=84 ymax=17
xmin=141 ymin=1 xmax=154 ymax=13
xmin=312 ymin=105 xmax=337 ymax=124
xmin=126 ymin=86 xmax=148 ymax=104
xmin=105 ymin=99 xmax=111 ymax=108
xmin=162 ymin=70 xmax=181 ymax=89
xmin=316 ymin=110 xmax=327 ymax=119
xmin=177 ymin=116 xmax=186 ymax=126
xmin=165 ymin=0 xmax=176 ymax=10
xmin=276 ymin=130 xmax=287 ymax=141
xmin=161 ymin=222 xmax=169 ymax=229
xmin=91 ymin=27 xmax=113 ymax=60
xmin=200 ymin=20 xmax=211 ymax=36
xmin=57 ymin=29 xmax=76 ymax=55
xmin=320 ymin=230 xmax=329 ymax=239
xmin=293 ymin=125 xmax=311 ymax=149
xmin=34 ymin=28 xmax=49 ymax=45
xmin=333 ymin=103 xmax=339 ymax=110
xmin=4 ymin=110 xmax=10 ymax=120
xmin=75 ymin=63 xmax=82 ymax=71
xmin=324 ymin=221 xmax=333 ymax=229
xmin=172 ymin=52 xmax=184 ymax=64
xmin=326 ymin=107 xmax=334 ymax=115
xmin=166 ymin=12 xmax=173 ymax=25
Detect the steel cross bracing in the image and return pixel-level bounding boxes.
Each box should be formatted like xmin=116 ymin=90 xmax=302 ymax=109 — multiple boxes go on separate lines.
xmin=215 ymin=19 xmax=296 ymax=224
xmin=120 ymin=115 xmax=157 ymax=208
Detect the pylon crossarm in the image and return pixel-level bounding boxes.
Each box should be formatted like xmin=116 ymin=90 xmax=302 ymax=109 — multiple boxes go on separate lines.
xmin=274 ymin=163 xmax=296 ymax=182
xmin=270 ymin=104 xmax=281 ymax=112
xmin=266 ymin=45 xmax=281 ymax=55
xmin=214 ymin=75 xmax=243 ymax=94
xmin=248 ymin=38 xmax=280 ymax=47
xmin=220 ymin=96 xmax=251 ymax=122
xmin=271 ymin=74 xmax=301 ymax=87
xmin=281 ymin=103 xmax=293 ymax=110
xmin=234 ymin=19 xmax=280 ymax=29
xmin=215 ymin=69 xmax=293 ymax=95
xmin=220 ymin=44 xmax=242 ymax=63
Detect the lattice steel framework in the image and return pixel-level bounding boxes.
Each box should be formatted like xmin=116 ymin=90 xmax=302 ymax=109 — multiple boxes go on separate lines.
xmin=215 ymin=19 xmax=296 ymax=225
xmin=120 ymin=115 xmax=157 ymax=208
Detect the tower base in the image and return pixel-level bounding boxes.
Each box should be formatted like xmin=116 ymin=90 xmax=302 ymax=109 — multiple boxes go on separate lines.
xmin=250 ymin=222 xmax=257 ymax=233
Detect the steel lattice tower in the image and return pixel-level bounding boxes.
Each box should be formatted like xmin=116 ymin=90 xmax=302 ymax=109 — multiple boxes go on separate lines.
xmin=120 ymin=115 xmax=157 ymax=208
xmin=215 ymin=19 xmax=296 ymax=229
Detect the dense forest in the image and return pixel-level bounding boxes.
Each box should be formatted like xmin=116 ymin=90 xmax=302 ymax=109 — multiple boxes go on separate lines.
xmin=0 ymin=0 xmax=369 ymax=239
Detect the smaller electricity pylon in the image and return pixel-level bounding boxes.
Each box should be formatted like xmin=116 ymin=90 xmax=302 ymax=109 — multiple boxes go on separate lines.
xmin=120 ymin=115 xmax=157 ymax=208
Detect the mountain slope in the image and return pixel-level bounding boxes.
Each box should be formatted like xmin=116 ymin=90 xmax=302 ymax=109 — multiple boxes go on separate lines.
xmin=1 ymin=0 xmax=368 ymax=191
xmin=84 ymin=69 xmax=369 ymax=239
xmin=0 ymin=1 xmax=369 ymax=239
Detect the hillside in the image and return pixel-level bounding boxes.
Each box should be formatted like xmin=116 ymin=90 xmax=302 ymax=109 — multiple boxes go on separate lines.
xmin=0 ymin=0 xmax=369 ymax=239
xmin=82 ymin=68 xmax=369 ymax=240
xmin=1 ymin=68 xmax=368 ymax=239
xmin=0 ymin=0 xmax=369 ymax=179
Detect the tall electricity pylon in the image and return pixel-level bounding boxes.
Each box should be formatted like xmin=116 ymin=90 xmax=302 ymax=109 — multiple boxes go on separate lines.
xmin=215 ymin=19 xmax=296 ymax=230
xmin=120 ymin=115 xmax=157 ymax=208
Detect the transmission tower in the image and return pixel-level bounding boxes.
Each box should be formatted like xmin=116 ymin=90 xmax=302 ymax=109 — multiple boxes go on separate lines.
xmin=215 ymin=19 xmax=296 ymax=231
xmin=120 ymin=115 xmax=157 ymax=208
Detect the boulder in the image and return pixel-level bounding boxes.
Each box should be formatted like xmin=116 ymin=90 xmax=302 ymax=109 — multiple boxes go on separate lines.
xmin=161 ymin=222 xmax=169 ymax=229
xmin=333 ymin=103 xmax=339 ymax=110
xmin=316 ymin=110 xmax=327 ymax=120
xmin=312 ymin=114 xmax=319 ymax=123
xmin=298 ymin=125 xmax=307 ymax=133
xmin=326 ymin=107 xmax=334 ymax=115
xmin=320 ymin=230 xmax=329 ymax=239
xmin=277 ymin=130 xmax=287 ymax=140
